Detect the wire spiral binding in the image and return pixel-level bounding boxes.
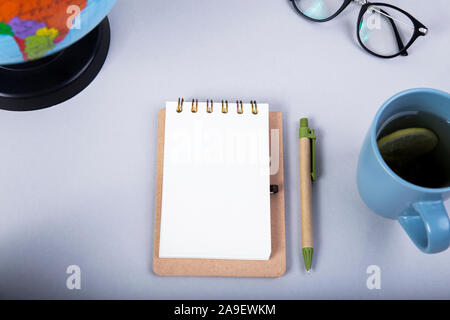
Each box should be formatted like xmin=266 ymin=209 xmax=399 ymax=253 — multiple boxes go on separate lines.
xmin=251 ymin=101 xmax=258 ymax=114
xmin=191 ymin=99 xmax=198 ymax=113
xmin=176 ymin=98 xmax=258 ymax=114
xmin=222 ymin=100 xmax=228 ymax=113
xmin=176 ymin=98 xmax=184 ymax=113
xmin=206 ymin=100 xmax=213 ymax=113
xmin=236 ymin=100 xmax=243 ymax=114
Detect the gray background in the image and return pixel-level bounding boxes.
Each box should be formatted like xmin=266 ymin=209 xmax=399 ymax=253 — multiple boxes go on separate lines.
xmin=1 ymin=0 xmax=449 ymax=299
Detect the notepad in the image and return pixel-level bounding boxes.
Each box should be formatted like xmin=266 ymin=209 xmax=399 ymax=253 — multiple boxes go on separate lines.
xmin=159 ymin=101 xmax=272 ymax=260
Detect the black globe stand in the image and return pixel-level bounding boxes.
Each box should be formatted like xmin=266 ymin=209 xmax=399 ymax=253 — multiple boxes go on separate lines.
xmin=0 ymin=17 xmax=111 ymax=112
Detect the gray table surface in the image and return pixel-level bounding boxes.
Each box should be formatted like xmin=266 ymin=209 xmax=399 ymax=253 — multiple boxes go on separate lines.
xmin=1 ymin=0 xmax=449 ymax=299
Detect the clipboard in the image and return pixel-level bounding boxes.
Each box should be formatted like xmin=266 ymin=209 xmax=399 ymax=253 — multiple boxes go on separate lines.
xmin=153 ymin=109 xmax=286 ymax=277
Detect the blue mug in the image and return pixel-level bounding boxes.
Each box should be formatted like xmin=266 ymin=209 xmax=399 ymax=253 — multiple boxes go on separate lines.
xmin=357 ymin=88 xmax=450 ymax=254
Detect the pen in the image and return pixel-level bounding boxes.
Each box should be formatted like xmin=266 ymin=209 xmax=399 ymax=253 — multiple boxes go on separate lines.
xmin=299 ymin=118 xmax=316 ymax=273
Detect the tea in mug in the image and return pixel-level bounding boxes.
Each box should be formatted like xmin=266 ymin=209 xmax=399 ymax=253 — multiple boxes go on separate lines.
xmin=377 ymin=110 xmax=450 ymax=188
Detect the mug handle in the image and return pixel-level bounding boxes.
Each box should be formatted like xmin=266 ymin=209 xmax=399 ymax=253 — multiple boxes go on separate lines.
xmin=398 ymin=201 xmax=450 ymax=253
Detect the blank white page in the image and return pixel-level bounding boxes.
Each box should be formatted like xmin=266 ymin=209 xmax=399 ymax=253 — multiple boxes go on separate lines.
xmin=159 ymin=101 xmax=271 ymax=260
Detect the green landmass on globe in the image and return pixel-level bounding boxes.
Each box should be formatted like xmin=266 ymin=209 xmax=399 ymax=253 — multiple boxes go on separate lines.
xmin=0 ymin=21 xmax=14 ymax=36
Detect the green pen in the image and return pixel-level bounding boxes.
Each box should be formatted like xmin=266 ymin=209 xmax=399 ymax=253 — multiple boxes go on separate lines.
xmin=299 ymin=118 xmax=316 ymax=273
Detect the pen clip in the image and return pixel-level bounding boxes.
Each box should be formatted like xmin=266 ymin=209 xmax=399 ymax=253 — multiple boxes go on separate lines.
xmin=310 ymin=129 xmax=316 ymax=181
xmin=300 ymin=118 xmax=317 ymax=182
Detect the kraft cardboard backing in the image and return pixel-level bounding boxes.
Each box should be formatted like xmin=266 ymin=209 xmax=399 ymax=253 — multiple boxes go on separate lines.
xmin=153 ymin=109 xmax=286 ymax=277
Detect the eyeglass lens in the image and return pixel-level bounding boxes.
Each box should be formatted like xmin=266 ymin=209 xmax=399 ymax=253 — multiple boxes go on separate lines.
xmin=293 ymin=0 xmax=346 ymax=20
xmin=359 ymin=5 xmax=415 ymax=57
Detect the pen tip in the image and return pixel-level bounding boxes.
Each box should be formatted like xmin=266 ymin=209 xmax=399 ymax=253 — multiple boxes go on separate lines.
xmin=302 ymin=247 xmax=313 ymax=273
xmin=306 ymin=269 xmax=312 ymax=275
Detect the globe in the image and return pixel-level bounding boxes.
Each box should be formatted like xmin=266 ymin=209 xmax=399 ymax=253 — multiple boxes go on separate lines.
xmin=0 ymin=0 xmax=116 ymax=65
xmin=0 ymin=0 xmax=116 ymax=111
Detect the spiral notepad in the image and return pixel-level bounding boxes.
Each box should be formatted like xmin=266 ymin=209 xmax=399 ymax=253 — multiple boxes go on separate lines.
xmin=159 ymin=99 xmax=272 ymax=260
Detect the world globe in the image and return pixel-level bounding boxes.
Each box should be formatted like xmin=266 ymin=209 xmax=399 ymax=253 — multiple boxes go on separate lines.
xmin=0 ymin=0 xmax=116 ymax=65
xmin=0 ymin=0 xmax=117 ymax=111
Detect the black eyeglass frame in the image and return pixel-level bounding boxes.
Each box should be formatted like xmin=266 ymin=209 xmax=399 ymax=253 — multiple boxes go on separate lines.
xmin=290 ymin=0 xmax=428 ymax=59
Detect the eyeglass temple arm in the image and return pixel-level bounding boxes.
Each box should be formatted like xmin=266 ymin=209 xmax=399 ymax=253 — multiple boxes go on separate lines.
xmin=379 ymin=8 xmax=408 ymax=56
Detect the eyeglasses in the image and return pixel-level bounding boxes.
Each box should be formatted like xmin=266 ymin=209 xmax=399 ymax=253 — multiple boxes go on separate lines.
xmin=290 ymin=0 xmax=428 ymax=58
